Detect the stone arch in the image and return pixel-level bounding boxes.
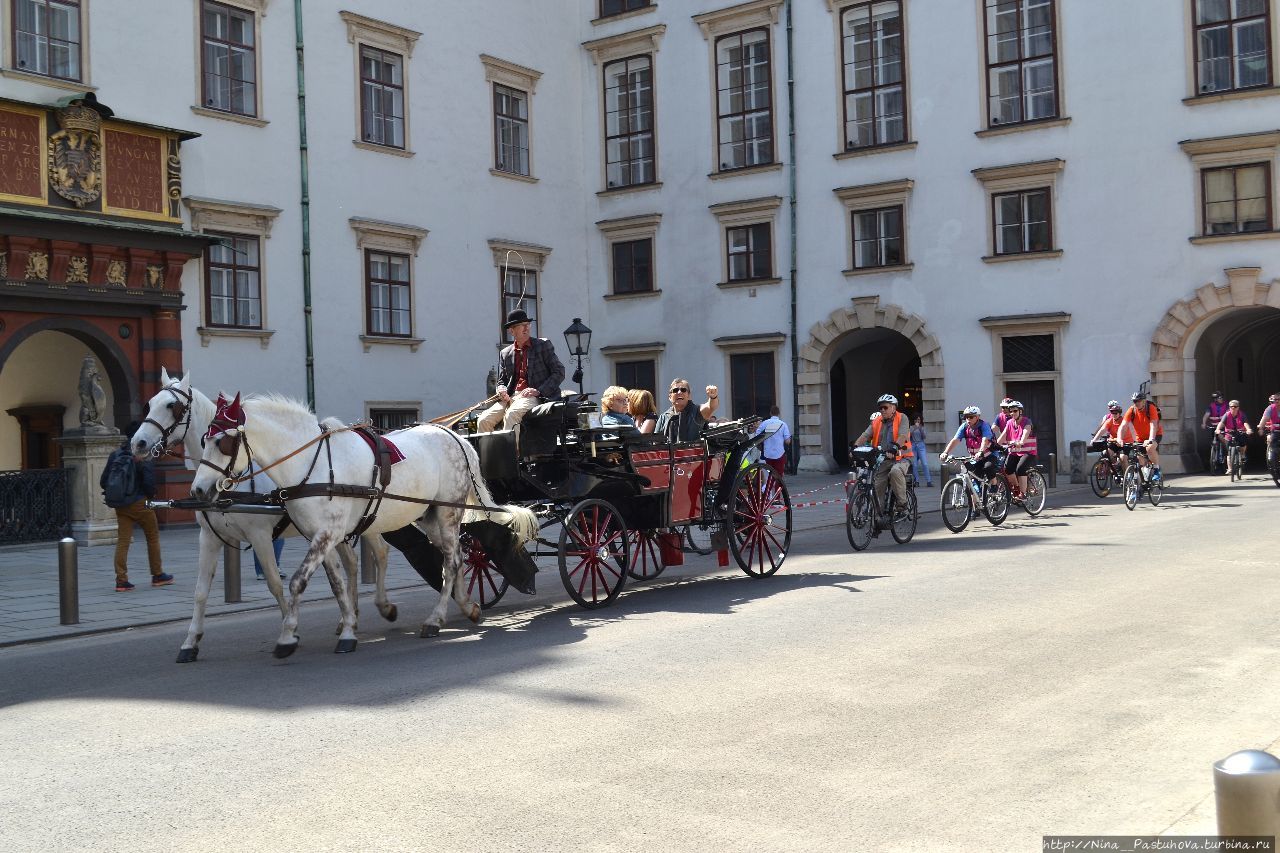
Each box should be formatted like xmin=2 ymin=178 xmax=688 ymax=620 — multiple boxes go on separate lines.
xmin=796 ymin=295 xmax=944 ymax=472
xmin=1147 ymin=266 xmax=1280 ymax=472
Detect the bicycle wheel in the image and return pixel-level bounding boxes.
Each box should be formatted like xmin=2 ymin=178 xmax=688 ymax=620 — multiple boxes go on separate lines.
xmin=890 ymin=489 xmax=918 ymax=544
xmin=1148 ymin=472 xmax=1163 ymax=506
xmin=846 ymin=490 xmax=874 ymax=551
xmin=1123 ymin=466 xmax=1140 ymax=511
xmin=1023 ymin=469 xmax=1047 ymax=517
xmin=1090 ymin=459 xmax=1112 ymax=498
xmin=682 ymin=522 xmax=715 ymax=555
xmin=940 ymin=478 xmax=972 ymax=534
xmin=1210 ymin=439 xmax=1225 ymax=476
xmin=982 ymin=478 xmax=1009 ymax=525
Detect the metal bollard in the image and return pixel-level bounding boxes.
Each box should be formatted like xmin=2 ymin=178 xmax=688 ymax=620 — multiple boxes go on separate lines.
xmin=223 ymin=542 xmax=242 ymax=604
xmin=360 ymin=537 xmax=375 ymax=585
xmin=1215 ymin=749 xmax=1280 ymax=836
xmin=1046 ymin=452 xmax=1057 ymax=488
xmin=58 ymin=537 xmax=79 ymax=625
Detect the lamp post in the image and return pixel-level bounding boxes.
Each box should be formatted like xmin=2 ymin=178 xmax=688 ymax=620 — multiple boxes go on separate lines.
xmin=563 ymin=317 xmax=591 ymax=397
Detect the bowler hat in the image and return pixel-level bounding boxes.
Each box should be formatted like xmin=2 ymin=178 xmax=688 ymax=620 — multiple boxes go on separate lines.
xmin=503 ymin=308 xmax=532 ymax=329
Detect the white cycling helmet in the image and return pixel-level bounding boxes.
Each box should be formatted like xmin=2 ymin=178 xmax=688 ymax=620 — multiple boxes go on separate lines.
xmin=877 ymin=393 xmax=898 ymax=406
xmin=999 ymin=397 xmax=1014 ymax=408
xmin=963 ymin=405 xmax=981 ymax=417
xmin=1107 ymin=400 xmax=1121 ymax=412
xmin=1009 ymin=400 xmax=1024 ymax=410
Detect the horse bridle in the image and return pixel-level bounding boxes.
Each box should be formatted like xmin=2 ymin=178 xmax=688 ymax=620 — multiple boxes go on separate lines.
xmin=199 ymin=429 xmax=254 ymax=496
xmin=142 ymin=385 xmax=193 ymax=457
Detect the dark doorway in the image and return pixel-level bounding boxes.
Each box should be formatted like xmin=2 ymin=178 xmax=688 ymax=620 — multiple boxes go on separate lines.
xmin=1192 ymin=306 xmax=1280 ymax=471
xmin=831 ymin=360 xmax=848 ymax=467
xmin=1005 ymin=380 xmax=1056 ymax=463
xmin=830 ymin=328 xmax=921 ymax=463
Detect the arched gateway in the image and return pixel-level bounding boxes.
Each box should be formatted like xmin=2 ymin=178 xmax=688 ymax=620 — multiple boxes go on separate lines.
xmin=1148 ymin=267 xmax=1280 ymax=472
xmin=797 ymin=296 xmax=944 ymax=472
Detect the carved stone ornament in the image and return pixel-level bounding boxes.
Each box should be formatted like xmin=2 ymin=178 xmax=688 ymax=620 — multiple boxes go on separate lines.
xmin=25 ymin=251 xmax=49 ymax=281
xmin=66 ymin=256 xmax=89 ymax=283
xmin=145 ymin=264 xmax=163 ymax=288
xmin=48 ymin=104 xmax=103 ymax=208
xmin=77 ymin=355 xmax=110 ymax=433
xmin=106 ymin=259 xmax=127 ymax=287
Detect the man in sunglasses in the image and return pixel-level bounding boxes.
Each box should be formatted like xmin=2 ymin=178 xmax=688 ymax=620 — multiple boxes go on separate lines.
xmin=656 ymin=378 xmax=719 ymax=443
xmin=853 ymin=393 xmax=913 ymax=524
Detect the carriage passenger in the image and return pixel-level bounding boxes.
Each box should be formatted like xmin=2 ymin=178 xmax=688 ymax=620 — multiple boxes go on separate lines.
xmin=628 ymin=389 xmax=659 ymax=434
xmin=600 ymin=386 xmax=637 ymax=428
xmin=477 ymin=309 xmax=565 ymax=433
xmin=655 ymin=378 xmax=720 ymax=442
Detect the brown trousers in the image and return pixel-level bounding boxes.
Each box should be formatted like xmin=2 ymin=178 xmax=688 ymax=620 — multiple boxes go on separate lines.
xmin=114 ymin=499 xmax=163 ymax=583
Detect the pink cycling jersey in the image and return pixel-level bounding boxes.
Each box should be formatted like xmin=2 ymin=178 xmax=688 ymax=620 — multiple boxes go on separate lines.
xmin=1003 ymin=415 xmax=1037 ymax=455
xmin=1220 ymin=411 xmax=1250 ymax=433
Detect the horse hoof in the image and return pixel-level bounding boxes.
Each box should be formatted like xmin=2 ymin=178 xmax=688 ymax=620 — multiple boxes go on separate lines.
xmin=175 ymin=647 xmax=199 ymax=664
xmin=384 ymin=604 xmax=398 ymax=623
xmin=420 ymin=624 xmax=440 ymax=639
xmin=467 ymin=605 xmax=482 ymax=624
xmin=273 ymin=642 xmax=299 ymax=659
xmin=334 ymin=638 xmax=358 ymax=654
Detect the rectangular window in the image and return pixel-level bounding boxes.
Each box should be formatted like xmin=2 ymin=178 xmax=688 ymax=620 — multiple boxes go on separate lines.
xmin=13 ymin=0 xmax=80 ymax=80
xmin=716 ymin=29 xmax=774 ymax=170
xmin=993 ymin=188 xmax=1052 ymax=254
xmin=615 ymin=359 xmax=656 ymax=397
xmin=493 ymin=83 xmax=529 ymax=176
xmin=365 ymin=250 xmax=411 ymax=337
xmin=604 ymin=55 xmax=655 ymax=189
xmin=984 ymin=0 xmax=1058 ymax=127
xmin=852 ymin=205 xmax=904 ymax=268
xmin=501 ymin=268 xmax=538 ymax=343
xmin=730 ymin=352 xmax=776 ymax=420
xmin=1202 ymin=162 xmax=1272 ymax=234
xmin=1001 ymin=334 xmax=1055 ymax=373
xmin=727 ymin=223 xmax=772 ymax=281
xmin=611 ymin=238 xmax=653 ymax=294
xmin=360 ymin=45 xmax=405 ymax=149
xmin=599 ymin=0 xmax=651 ymax=17
xmin=841 ymin=1 xmax=906 ymax=150
xmin=369 ymin=407 xmax=418 ymax=431
xmin=201 ymin=0 xmax=256 ymax=116
xmin=1194 ymin=0 xmax=1271 ymax=94
xmin=205 ymin=233 xmax=262 ymax=329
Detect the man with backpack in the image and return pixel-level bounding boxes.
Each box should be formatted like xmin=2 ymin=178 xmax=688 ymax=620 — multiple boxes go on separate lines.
xmin=101 ymin=422 xmax=172 ymax=592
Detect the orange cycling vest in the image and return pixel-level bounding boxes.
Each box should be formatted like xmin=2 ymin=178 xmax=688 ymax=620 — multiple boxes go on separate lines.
xmin=870 ymin=411 xmax=913 ymax=459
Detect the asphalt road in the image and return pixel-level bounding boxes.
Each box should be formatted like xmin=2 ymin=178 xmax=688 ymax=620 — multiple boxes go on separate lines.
xmin=2 ymin=473 xmax=1277 ymax=853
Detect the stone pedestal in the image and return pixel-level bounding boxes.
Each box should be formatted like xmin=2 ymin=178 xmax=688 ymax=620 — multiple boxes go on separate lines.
xmin=56 ymin=428 xmax=122 ymax=546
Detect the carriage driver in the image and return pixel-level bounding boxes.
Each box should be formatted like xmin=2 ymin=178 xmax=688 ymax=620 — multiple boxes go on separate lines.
xmin=477 ymin=308 xmax=565 ymax=433
xmin=853 ymin=393 xmax=913 ymax=523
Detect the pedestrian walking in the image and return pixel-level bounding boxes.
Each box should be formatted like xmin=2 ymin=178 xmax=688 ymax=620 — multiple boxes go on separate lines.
xmin=101 ymin=422 xmax=172 ymax=592
xmin=753 ymin=405 xmax=791 ymax=477
xmin=909 ymin=414 xmax=933 ymax=487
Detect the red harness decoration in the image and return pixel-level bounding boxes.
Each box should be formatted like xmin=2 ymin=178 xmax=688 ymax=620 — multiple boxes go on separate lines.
xmin=354 ymin=429 xmax=405 ymax=465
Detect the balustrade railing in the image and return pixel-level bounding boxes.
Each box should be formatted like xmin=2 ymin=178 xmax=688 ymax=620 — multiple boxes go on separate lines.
xmin=0 ymin=468 xmax=71 ymax=545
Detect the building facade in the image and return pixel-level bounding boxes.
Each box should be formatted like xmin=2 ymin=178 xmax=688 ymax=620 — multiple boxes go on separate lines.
xmin=1 ymin=0 xmax=1277 ymax=494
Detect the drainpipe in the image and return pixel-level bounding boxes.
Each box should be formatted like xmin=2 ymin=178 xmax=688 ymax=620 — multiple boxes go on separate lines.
xmin=294 ymin=0 xmax=316 ymax=409
xmin=785 ymin=0 xmax=800 ymax=471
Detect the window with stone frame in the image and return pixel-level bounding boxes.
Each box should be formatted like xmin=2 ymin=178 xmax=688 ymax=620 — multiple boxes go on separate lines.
xmin=600 ymin=0 xmax=651 ymax=17
xmin=727 ymin=222 xmax=772 ymax=281
xmin=201 ymin=0 xmax=257 ymax=116
xmin=1193 ymin=0 xmax=1271 ymax=95
xmin=993 ymin=188 xmax=1052 ymax=255
xmin=501 ymin=267 xmax=538 ymax=344
xmin=611 ymin=238 xmax=653 ymax=294
xmin=369 ymin=406 xmax=418 ymax=430
xmin=730 ymin=351 xmax=776 ymax=420
xmin=983 ymin=0 xmax=1058 ymax=127
xmin=360 ymin=45 xmax=405 ymax=148
xmin=615 ymin=359 xmax=656 ymax=397
xmin=493 ymin=83 xmax=529 ymax=176
xmin=841 ymin=0 xmax=906 ymax=151
xmin=12 ymin=0 xmax=81 ymax=80
xmin=1202 ymin=162 xmax=1272 ymax=234
xmin=205 ymin=232 xmax=262 ymax=329
xmin=365 ymin=250 xmax=412 ymax=337
xmin=603 ymin=54 xmax=656 ymax=189
xmin=852 ymin=205 xmax=904 ymax=268
xmin=716 ymin=28 xmax=774 ymax=170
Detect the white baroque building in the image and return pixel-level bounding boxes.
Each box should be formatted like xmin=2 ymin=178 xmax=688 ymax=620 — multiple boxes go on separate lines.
xmin=1 ymin=0 xmax=1278 ymax=491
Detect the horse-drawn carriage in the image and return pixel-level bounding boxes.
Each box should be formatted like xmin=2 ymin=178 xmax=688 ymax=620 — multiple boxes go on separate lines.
xmin=459 ymin=398 xmax=794 ymax=610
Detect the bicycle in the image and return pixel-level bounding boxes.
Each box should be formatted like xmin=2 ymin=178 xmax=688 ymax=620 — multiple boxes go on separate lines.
xmin=1010 ymin=462 xmax=1047 ymax=517
xmin=1221 ymin=429 xmax=1248 ymax=482
xmin=1265 ymin=425 xmax=1280 ymax=488
xmin=845 ymin=445 xmax=918 ymax=551
xmin=1206 ymin=427 xmax=1227 ymax=476
xmin=1121 ymin=443 xmax=1163 ymax=510
xmin=938 ymin=453 xmax=1009 ymax=533
xmin=1088 ymin=439 xmax=1124 ymax=499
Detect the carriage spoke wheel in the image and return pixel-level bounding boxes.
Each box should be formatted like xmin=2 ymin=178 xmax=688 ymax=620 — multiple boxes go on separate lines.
xmin=1023 ymin=470 xmax=1047 ymax=517
xmin=1090 ymin=459 xmax=1112 ymax=498
xmin=627 ymin=528 xmax=666 ymax=581
xmin=728 ymin=462 xmax=792 ymax=577
xmin=558 ymin=499 xmax=629 ymax=609
xmin=461 ymin=533 xmax=509 ymax=611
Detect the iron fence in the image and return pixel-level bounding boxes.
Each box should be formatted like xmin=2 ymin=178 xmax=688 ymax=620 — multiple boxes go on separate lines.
xmin=0 ymin=468 xmax=71 ymax=545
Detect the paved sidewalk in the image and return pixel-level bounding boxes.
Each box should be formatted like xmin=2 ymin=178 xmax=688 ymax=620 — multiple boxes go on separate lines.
xmin=0 ymin=468 xmax=1081 ymax=647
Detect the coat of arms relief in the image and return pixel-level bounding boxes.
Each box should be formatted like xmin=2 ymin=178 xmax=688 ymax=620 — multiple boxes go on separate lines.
xmin=48 ymin=103 xmax=102 ymax=208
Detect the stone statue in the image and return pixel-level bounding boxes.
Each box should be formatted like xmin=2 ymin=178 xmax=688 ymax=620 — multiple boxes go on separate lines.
xmin=77 ymin=356 xmax=110 ymax=433
xmin=485 ymin=365 xmax=498 ymax=398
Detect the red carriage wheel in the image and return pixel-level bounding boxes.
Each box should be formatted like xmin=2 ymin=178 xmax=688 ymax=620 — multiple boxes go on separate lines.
xmin=627 ymin=527 xmax=666 ymax=581
xmin=461 ymin=532 xmax=509 ymax=610
xmin=727 ymin=462 xmax=792 ymax=577
xmin=558 ymin=499 xmax=629 ymax=609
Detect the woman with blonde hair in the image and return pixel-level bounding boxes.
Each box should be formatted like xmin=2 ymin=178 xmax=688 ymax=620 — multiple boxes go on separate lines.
xmin=628 ymin=388 xmax=658 ymax=434
xmin=600 ymin=385 xmax=636 ymax=427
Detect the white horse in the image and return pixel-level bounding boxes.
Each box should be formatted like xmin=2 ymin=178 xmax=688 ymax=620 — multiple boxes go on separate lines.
xmin=190 ymin=393 xmax=538 ymax=658
xmin=132 ymin=368 xmax=396 ymax=662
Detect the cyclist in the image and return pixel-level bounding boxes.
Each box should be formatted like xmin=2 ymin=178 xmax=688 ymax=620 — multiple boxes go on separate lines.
xmin=1215 ymin=399 xmax=1253 ymax=476
xmin=1257 ymin=393 xmax=1280 ymax=468
xmin=1201 ymin=391 xmax=1230 ymax=473
xmin=1121 ymin=391 xmax=1164 ymax=482
xmin=1091 ymin=400 xmax=1127 ymax=471
xmin=992 ymin=397 xmax=1015 ymax=451
xmin=940 ymin=406 xmax=1001 ymax=487
xmin=996 ymin=400 xmax=1036 ymax=500
xmin=852 ymin=393 xmax=913 ymax=525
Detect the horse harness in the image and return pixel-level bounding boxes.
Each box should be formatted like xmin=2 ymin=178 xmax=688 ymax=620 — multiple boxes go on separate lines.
xmin=142 ymin=384 xmax=193 ymax=458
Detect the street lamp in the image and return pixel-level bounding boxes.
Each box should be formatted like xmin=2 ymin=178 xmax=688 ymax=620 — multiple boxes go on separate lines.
xmin=563 ymin=317 xmax=591 ymax=396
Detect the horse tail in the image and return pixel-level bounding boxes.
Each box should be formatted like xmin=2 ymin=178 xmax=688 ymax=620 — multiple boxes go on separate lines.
xmin=456 ymin=435 xmax=539 ymax=545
